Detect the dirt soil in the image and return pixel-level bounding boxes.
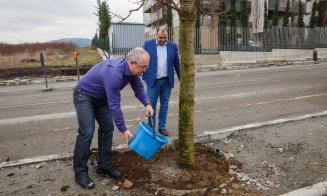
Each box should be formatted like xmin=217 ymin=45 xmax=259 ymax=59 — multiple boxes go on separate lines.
xmin=1 ymin=116 xmax=326 ymax=195
xmin=0 ymin=144 xmax=261 ymax=195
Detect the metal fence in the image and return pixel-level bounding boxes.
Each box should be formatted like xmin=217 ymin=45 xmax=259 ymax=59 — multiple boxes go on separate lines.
xmin=218 ymin=26 xmax=327 ymax=52
xmin=99 ymin=25 xmax=327 ymax=55
xmin=96 ymin=35 xmax=109 ymax=54
xmin=109 ymin=23 xmax=145 ymax=56
xmin=146 ymin=26 xmax=327 ymax=54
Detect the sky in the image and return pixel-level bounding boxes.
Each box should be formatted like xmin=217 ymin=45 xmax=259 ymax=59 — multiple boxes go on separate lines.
xmin=0 ymin=0 xmax=143 ymax=44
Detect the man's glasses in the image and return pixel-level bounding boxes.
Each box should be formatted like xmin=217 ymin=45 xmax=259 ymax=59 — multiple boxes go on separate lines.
xmin=134 ymin=61 xmax=148 ymax=70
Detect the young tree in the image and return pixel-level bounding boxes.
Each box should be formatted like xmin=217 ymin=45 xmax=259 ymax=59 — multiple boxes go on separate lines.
xmin=95 ymin=0 xmax=111 ymax=39
xmin=272 ymin=0 xmax=279 ymax=26
xmin=131 ymin=0 xmax=197 ymax=169
xmin=297 ymin=0 xmax=304 ymax=28
xmin=283 ymin=0 xmax=290 ymax=26
xmin=175 ymin=0 xmax=196 ymax=169
xmin=316 ymin=0 xmax=324 ymax=27
xmin=264 ymin=0 xmax=269 ymax=29
xmin=119 ymin=0 xmax=223 ymax=169
xmin=309 ymin=0 xmax=317 ymax=28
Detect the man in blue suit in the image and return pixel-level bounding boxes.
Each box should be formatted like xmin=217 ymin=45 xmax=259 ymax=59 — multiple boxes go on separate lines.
xmin=143 ymin=26 xmax=180 ymax=136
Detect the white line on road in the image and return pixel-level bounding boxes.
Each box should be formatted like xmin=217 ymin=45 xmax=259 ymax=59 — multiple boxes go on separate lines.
xmin=1 ymin=77 xmax=325 ymax=109
xmin=0 ymin=100 xmax=71 ymax=109
xmin=1 ymin=92 xmax=327 ymax=125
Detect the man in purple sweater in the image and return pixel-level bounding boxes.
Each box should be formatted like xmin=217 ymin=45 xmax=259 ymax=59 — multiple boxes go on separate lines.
xmin=73 ymin=47 xmax=153 ymax=189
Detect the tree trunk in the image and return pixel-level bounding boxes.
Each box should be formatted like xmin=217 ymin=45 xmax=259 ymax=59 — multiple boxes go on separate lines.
xmin=177 ymin=0 xmax=196 ymax=169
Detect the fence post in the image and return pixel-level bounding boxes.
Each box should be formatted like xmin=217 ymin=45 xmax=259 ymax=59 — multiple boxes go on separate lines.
xmin=39 ymin=52 xmax=52 ymax=92
xmin=313 ymin=50 xmax=318 ymax=62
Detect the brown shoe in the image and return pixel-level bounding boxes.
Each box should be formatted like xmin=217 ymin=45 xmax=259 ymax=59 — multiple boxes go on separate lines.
xmin=158 ymin=128 xmax=169 ymax=136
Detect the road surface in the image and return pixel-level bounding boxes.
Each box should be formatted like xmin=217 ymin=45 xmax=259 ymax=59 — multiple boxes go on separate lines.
xmin=0 ymin=63 xmax=326 ymax=160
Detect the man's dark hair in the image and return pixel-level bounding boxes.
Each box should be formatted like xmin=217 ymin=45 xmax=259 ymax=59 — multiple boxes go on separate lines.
xmin=156 ymin=25 xmax=168 ymax=34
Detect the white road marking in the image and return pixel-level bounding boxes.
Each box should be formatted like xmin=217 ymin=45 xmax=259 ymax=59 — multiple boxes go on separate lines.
xmin=1 ymin=93 xmax=326 ymax=125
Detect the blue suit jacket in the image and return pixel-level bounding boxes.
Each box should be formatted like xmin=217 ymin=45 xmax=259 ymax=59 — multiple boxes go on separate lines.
xmin=142 ymin=39 xmax=181 ymax=88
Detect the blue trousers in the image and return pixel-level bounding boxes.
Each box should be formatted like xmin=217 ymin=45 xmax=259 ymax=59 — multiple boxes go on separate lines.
xmin=73 ymin=87 xmax=114 ymax=178
xmin=147 ymin=78 xmax=172 ymax=129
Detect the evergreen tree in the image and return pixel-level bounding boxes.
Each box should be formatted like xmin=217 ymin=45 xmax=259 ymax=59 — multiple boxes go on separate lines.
xmin=264 ymin=0 xmax=269 ymax=29
xmin=240 ymin=0 xmax=248 ymax=46
xmin=194 ymin=0 xmax=200 ymax=29
xmin=166 ymin=0 xmax=173 ymax=27
xmin=297 ymin=0 xmax=304 ymax=28
xmin=230 ymin=0 xmax=237 ymax=28
xmin=316 ymin=0 xmax=324 ymax=27
xmin=272 ymin=0 xmax=279 ymax=26
xmin=91 ymin=31 xmax=99 ymax=46
xmin=219 ymin=1 xmax=227 ymax=27
xmin=283 ymin=0 xmax=290 ymax=26
xmin=230 ymin=0 xmax=237 ymax=44
xmin=95 ymin=0 xmax=111 ymax=39
xmin=166 ymin=0 xmax=173 ymax=40
xmin=240 ymin=0 xmax=248 ymax=28
xmin=309 ymin=0 xmax=317 ymax=28
xmin=218 ymin=0 xmax=227 ymax=48
xmin=194 ymin=0 xmax=201 ymax=53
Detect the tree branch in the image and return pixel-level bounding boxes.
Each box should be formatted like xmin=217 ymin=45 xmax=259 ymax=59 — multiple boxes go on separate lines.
xmin=155 ymin=0 xmax=180 ymax=12
xmin=108 ymin=0 xmax=147 ymax=22
xmin=120 ymin=0 xmax=147 ymax=22
xmin=196 ymin=1 xmax=229 ymax=17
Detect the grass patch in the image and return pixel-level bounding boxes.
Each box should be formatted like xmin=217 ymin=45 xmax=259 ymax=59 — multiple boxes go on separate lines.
xmin=0 ymin=43 xmax=102 ymax=70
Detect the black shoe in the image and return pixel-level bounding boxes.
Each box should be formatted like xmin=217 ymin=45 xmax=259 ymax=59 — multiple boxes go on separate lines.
xmin=96 ymin=167 xmax=122 ymax=178
xmin=159 ymin=128 xmax=169 ymax=136
xmin=75 ymin=176 xmax=95 ymax=189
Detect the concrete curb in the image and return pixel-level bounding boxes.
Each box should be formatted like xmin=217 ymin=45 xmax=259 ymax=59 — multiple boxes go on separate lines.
xmin=279 ymin=181 xmax=327 ymax=196
xmin=195 ymin=110 xmax=327 ymax=143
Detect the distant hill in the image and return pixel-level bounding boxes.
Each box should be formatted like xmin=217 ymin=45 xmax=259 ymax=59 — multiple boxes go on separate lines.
xmin=49 ymin=38 xmax=91 ymax=47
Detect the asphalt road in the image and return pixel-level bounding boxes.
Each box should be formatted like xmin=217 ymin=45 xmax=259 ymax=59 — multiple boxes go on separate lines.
xmin=0 ymin=63 xmax=326 ymax=161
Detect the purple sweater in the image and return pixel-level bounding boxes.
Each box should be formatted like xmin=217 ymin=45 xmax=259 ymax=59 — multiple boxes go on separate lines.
xmin=77 ymin=58 xmax=149 ymax=132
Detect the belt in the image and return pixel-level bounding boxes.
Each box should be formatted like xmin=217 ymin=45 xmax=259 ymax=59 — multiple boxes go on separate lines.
xmin=156 ymin=77 xmax=168 ymax=80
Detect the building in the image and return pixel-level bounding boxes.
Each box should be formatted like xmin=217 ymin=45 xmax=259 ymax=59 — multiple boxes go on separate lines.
xmin=143 ymin=0 xmax=327 ymax=52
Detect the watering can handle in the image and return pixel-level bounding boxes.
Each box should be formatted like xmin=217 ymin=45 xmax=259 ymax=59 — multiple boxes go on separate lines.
xmin=148 ymin=116 xmax=156 ymax=139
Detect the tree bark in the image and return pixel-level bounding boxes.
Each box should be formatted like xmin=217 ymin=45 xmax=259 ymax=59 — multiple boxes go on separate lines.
xmin=177 ymin=0 xmax=196 ymax=169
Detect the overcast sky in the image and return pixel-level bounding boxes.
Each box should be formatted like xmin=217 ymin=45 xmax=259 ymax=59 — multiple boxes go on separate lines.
xmin=0 ymin=0 xmax=143 ymax=44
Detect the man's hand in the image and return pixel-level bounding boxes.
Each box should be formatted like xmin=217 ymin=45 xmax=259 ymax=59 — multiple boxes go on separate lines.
xmin=122 ymin=130 xmax=133 ymax=144
xmin=145 ymin=104 xmax=154 ymax=117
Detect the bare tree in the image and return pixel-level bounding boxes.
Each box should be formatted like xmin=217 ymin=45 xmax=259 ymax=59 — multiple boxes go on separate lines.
xmin=149 ymin=0 xmax=196 ymax=169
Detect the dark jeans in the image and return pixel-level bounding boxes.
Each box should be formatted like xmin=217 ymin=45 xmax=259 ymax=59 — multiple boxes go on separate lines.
xmin=147 ymin=78 xmax=172 ymax=129
xmin=73 ymin=87 xmax=114 ymax=178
